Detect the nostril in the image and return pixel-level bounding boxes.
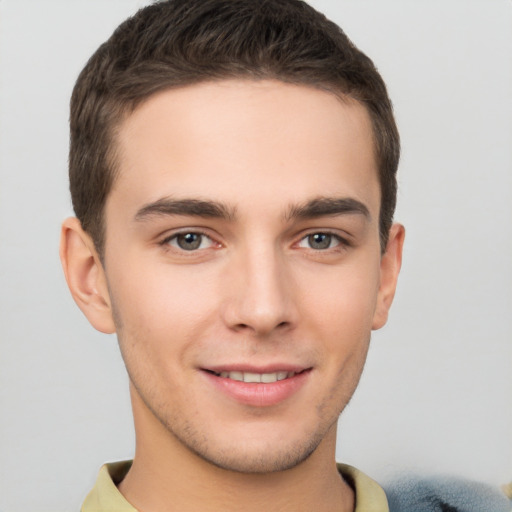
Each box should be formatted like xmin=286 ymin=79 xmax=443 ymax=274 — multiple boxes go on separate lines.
xmin=232 ymin=323 xmax=251 ymax=332
xmin=231 ymin=320 xmax=289 ymax=334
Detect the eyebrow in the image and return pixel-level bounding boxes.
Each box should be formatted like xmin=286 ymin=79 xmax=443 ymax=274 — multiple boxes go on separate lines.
xmin=134 ymin=198 xmax=236 ymax=222
xmin=285 ymin=197 xmax=370 ymax=221
xmin=134 ymin=196 xmax=370 ymax=223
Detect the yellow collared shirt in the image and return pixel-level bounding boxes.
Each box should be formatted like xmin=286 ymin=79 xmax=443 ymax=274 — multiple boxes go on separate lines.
xmin=82 ymin=460 xmax=389 ymax=512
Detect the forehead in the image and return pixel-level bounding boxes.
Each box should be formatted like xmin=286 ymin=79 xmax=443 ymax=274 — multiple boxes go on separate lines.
xmin=108 ymin=80 xmax=379 ymax=220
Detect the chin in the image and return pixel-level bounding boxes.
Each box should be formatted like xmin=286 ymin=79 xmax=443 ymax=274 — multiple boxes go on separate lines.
xmin=190 ymin=437 xmax=322 ymax=474
xmin=167 ymin=416 xmax=332 ymax=474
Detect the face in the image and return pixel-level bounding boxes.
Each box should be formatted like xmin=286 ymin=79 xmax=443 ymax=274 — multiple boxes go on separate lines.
xmin=93 ymin=80 xmax=402 ymax=472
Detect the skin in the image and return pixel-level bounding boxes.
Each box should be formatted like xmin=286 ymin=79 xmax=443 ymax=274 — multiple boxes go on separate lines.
xmin=60 ymin=80 xmax=404 ymax=512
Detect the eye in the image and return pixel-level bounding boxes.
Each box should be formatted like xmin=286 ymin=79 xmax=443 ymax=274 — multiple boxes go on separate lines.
xmin=297 ymin=232 xmax=342 ymax=250
xmin=166 ymin=232 xmax=216 ymax=251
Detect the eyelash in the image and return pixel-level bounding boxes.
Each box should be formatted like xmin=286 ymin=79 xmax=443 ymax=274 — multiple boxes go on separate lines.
xmin=159 ymin=229 xmax=350 ymax=253
xmin=159 ymin=230 xmax=219 ymax=252
xmin=296 ymin=231 xmax=351 ymax=251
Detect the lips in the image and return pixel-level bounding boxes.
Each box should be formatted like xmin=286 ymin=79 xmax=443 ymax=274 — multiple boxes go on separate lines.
xmin=202 ymin=367 xmax=311 ymax=406
xmin=211 ymin=370 xmax=296 ymax=383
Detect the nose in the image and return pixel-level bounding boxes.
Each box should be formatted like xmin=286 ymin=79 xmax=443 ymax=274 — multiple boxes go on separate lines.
xmin=220 ymin=243 xmax=298 ymax=336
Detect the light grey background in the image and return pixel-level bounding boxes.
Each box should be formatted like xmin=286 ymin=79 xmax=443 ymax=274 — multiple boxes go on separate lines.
xmin=1 ymin=1 xmax=511 ymax=510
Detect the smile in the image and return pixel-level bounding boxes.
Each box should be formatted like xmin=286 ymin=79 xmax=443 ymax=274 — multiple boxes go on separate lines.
xmin=213 ymin=370 xmax=296 ymax=383
xmin=202 ymin=368 xmax=311 ymax=406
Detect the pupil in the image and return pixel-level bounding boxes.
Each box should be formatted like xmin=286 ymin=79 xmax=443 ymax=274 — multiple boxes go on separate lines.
xmin=309 ymin=233 xmax=331 ymax=249
xmin=178 ymin=233 xmax=201 ymax=250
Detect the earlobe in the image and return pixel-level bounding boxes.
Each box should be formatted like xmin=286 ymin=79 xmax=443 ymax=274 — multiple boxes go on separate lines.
xmin=59 ymin=217 xmax=116 ymax=334
xmin=372 ymin=223 xmax=405 ymax=330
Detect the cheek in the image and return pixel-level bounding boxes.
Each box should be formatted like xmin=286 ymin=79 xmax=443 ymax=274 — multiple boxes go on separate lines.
xmin=300 ymin=261 xmax=381 ymax=341
xmin=108 ymin=266 xmax=216 ymax=368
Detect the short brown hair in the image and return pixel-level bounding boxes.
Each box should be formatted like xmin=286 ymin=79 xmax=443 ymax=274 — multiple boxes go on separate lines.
xmin=69 ymin=0 xmax=399 ymax=256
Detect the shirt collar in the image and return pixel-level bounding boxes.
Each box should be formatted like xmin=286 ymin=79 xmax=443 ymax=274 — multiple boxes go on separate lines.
xmin=81 ymin=460 xmax=136 ymax=512
xmin=338 ymin=463 xmax=390 ymax=512
xmin=82 ymin=460 xmax=389 ymax=512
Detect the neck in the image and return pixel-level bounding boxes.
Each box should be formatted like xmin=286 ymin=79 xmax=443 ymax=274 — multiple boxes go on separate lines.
xmin=119 ymin=385 xmax=354 ymax=512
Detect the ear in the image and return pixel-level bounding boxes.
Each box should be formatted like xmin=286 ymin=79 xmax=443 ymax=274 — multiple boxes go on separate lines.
xmin=372 ymin=223 xmax=405 ymax=330
xmin=59 ymin=217 xmax=116 ymax=334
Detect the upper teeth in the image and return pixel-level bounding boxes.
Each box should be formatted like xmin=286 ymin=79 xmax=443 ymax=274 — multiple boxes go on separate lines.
xmin=219 ymin=371 xmax=294 ymax=383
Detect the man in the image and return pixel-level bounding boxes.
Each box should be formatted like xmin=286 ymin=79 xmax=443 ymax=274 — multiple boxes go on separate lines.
xmin=60 ymin=0 xmax=405 ymax=510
